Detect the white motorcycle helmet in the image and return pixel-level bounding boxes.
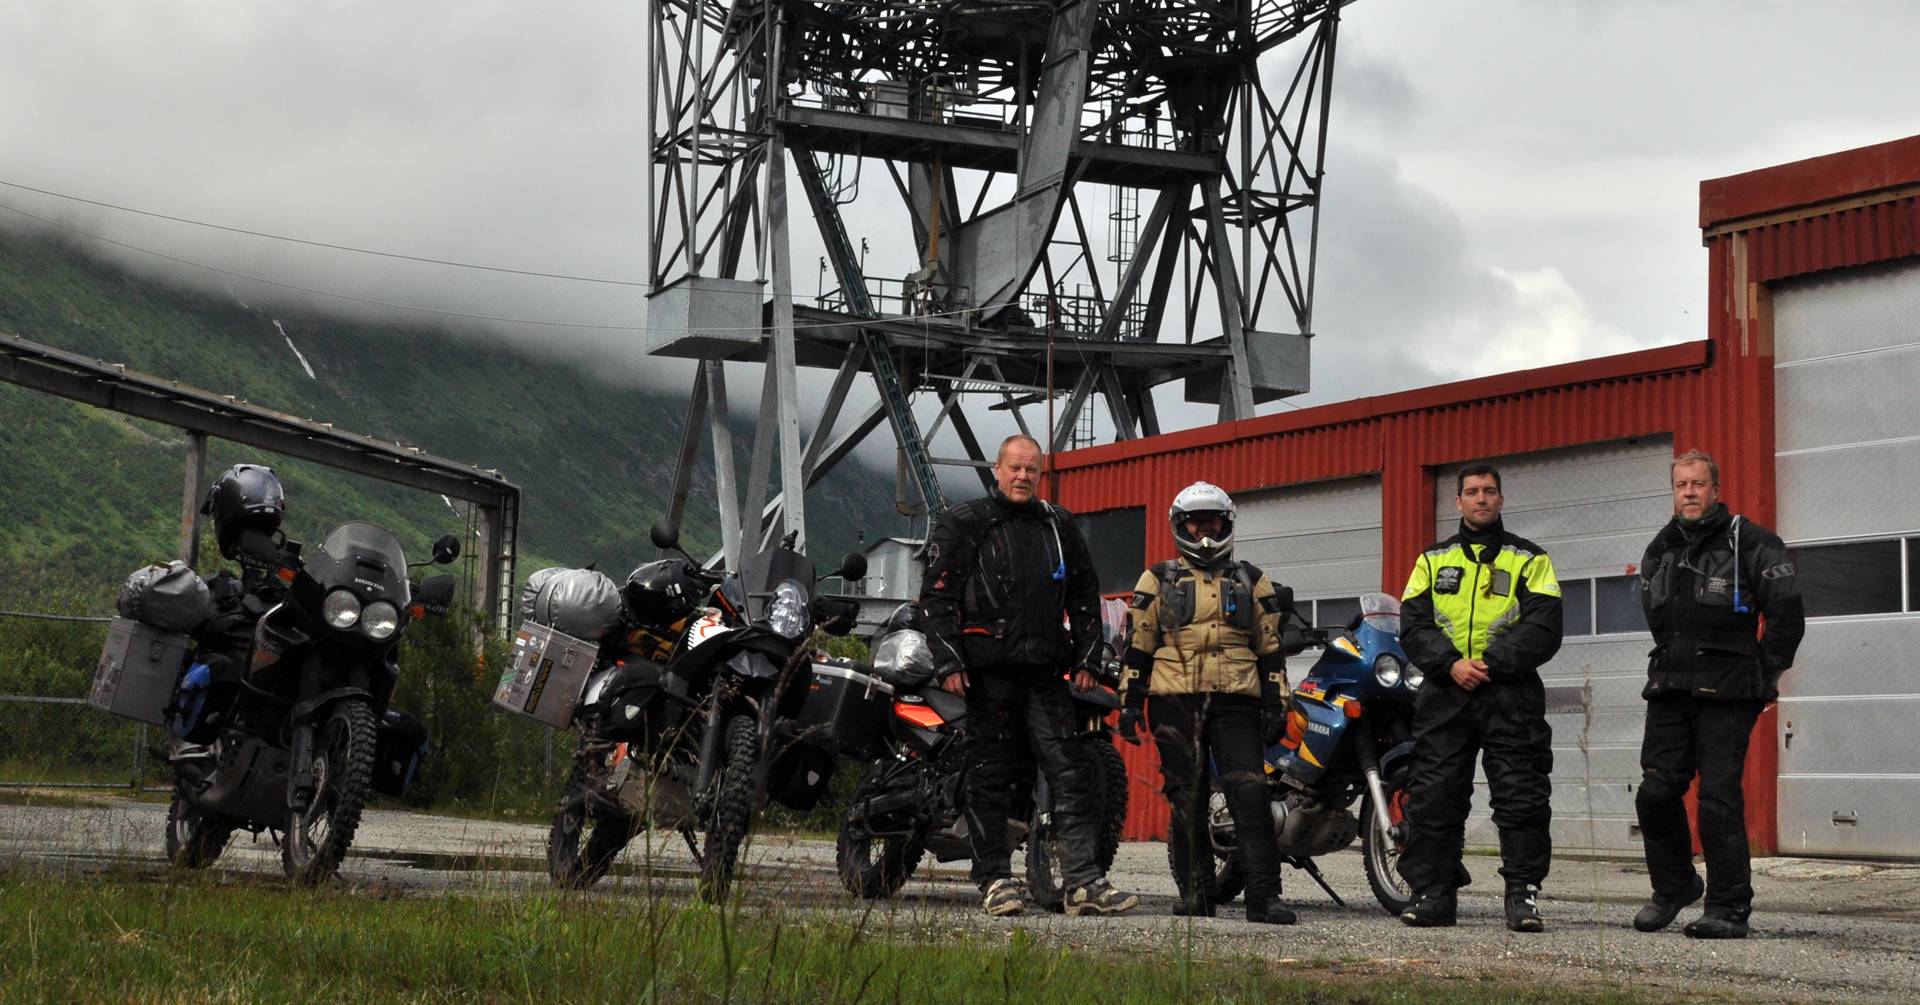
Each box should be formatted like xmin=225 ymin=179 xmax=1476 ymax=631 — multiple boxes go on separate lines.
xmin=1170 ymin=481 xmax=1236 ymax=567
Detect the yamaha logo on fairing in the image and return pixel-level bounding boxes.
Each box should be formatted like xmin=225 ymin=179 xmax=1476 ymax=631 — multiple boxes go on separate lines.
xmin=1307 ymin=721 xmax=1332 ymax=736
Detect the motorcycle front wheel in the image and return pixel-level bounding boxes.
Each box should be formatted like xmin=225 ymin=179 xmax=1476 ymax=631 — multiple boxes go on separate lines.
xmin=164 ymin=787 xmax=234 ymax=869
xmin=1360 ymin=766 xmax=1413 ymax=915
xmin=695 ymin=711 xmax=759 ymax=903
xmin=834 ymin=765 xmax=927 ymax=899
xmin=282 ymin=699 xmax=377 ymax=885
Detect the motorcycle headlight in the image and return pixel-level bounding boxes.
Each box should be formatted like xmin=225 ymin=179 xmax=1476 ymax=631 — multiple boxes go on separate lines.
xmin=362 ymin=600 xmax=401 ymax=640
xmin=767 ymin=579 xmax=809 ymax=639
xmin=1372 ymin=653 xmax=1403 ymax=688
xmin=322 ymin=589 xmax=362 ymax=630
xmin=1404 ymin=663 xmax=1426 ymax=689
xmin=870 ymin=629 xmax=935 ymax=685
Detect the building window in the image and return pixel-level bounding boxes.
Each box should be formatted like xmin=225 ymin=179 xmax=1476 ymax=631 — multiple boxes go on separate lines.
xmin=1594 ymin=575 xmax=1643 ymax=635
xmin=1791 ymin=539 xmax=1902 ymax=618
xmin=1074 ymin=507 xmax=1146 ymax=595
xmin=1561 ymin=578 xmax=1593 ymax=637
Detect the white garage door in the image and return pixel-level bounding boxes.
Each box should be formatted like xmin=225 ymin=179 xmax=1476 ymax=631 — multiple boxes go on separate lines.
xmin=1236 ymin=476 xmax=1383 ymax=634
xmin=1773 ymin=258 xmax=1920 ymax=858
xmin=1435 ymin=437 xmax=1675 ymax=853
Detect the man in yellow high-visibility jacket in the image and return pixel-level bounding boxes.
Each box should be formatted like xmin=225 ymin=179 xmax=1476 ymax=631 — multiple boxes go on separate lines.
xmin=1397 ymin=463 xmax=1563 ymax=932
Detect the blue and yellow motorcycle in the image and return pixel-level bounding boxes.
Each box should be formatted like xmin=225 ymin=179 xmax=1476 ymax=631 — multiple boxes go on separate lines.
xmin=1207 ymin=592 xmax=1421 ymax=914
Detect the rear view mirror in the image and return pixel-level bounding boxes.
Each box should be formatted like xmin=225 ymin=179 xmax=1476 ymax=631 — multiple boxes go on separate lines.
xmin=417 ymin=575 xmax=456 ymax=615
xmin=814 ymin=596 xmax=860 ymax=636
xmin=836 ymin=552 xmax=868 ymax=582
xmin=431 ymin=534 xmax=461 ymax=565
xmin=650 ymin=520 xmax=680 ymax=550
xmin=1272 ymin=585 xmax=1295 ymax=614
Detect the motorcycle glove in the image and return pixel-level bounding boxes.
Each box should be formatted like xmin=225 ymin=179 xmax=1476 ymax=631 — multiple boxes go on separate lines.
xmin=1118 ymin=646 xmax=1153 ymax=742
xmin=1258 ymin=652 xmax=1291 ymax=745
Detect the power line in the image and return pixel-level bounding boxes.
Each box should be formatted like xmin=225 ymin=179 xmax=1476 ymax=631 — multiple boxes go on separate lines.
xmin=0 ymin=178 xmax=651 ymax=288
xmin=0 ymin=198 xmax=986 ymax=333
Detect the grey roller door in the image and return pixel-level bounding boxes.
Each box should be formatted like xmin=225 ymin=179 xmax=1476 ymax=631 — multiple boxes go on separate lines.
xmin=1235 ymin=477 xmax=1383 ymax=677
xmin=1773 ymin=259 xmax=1920 ymax=858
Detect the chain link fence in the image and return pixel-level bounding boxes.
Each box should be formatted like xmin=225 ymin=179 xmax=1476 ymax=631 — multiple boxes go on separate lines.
xmin=0 ymin=608 xmax=163 ymax=791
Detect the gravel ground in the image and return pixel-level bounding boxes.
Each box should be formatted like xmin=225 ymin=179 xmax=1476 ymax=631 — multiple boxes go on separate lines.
xmin=4 ymin=795 xmax=1919 ymax=1003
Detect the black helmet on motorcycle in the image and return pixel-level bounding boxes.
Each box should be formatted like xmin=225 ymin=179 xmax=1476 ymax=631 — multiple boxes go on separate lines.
xmin=878 ymin=602 xmax=927 ymax=637
xmin=623 ymin=558 xmax=700 ymax=626
xmin=201 ymin=464 xmax=285 ymax=560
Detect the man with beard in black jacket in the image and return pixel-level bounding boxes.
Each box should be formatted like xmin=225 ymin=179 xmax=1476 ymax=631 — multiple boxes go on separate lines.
xmin=1631 ymin=450 xmax=1803 ymax=940
xmin=920 ymin=434 xmax=1138 ymax=918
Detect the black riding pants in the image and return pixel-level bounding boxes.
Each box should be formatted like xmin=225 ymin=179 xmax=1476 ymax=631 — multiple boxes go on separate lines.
xmin=1636 ymin=693 xmax=1763 ymax=918
xmin=1150 ymin=692 xmax=1279 ymax=905
xmin=1397 ymin=677 xmax=1554 ymax=894
xmin=963 ymin=666 xmax=1101 ymax=889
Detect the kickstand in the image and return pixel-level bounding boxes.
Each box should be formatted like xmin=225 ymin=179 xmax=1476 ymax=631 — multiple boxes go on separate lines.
xmin=1287 ymin=855 xmax=1345 ymax=907
xmin=679 ymin=824 xmax=703 ymax=867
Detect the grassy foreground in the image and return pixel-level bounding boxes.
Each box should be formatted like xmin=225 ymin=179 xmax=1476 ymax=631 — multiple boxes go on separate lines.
xmin=0 ymin=872 xmax=1657 ymax=1005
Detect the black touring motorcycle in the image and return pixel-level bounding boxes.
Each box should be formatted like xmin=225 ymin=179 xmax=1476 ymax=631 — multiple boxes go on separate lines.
xmin=545 ymin=521 xmax=865 ymax=902
xmin=833 ymin=604 xmax=1130 ymax=909
xmin=164 ymin=523 xmax=460 ymax=884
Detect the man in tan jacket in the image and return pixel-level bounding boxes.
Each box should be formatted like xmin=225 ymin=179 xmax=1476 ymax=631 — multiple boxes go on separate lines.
xmin=1119 ymin=481 xmax=1297 ymax=923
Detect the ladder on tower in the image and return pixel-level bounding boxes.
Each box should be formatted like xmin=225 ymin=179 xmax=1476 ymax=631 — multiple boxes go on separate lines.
xmin=1107 ymin=186 xmax=1140 ymax=268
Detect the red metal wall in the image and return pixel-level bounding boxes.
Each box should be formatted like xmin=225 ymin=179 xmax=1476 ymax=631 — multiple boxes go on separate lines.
xmin=1065 ymin=132 xmax=1920 ymax=846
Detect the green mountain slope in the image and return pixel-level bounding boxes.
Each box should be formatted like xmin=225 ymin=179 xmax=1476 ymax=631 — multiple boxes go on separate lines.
xmin=0 ymin=229 xmax=910 ymax=605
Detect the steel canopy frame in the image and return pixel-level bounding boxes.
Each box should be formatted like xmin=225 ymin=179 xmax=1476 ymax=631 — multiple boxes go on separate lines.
xmin=647 ymin=0 xmax=1354 ymax=557
xmin=0 ymin=331 xmax=520 ymax=631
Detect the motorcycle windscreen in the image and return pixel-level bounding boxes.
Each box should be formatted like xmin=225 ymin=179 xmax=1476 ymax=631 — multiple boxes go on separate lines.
xmin=735 ymin=547 xmax=816 ymax=624
xmin=305 ymin=522 xmax=411 ymax=607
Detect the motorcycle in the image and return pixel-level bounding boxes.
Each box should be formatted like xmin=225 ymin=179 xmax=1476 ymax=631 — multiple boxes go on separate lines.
xmin=834 ymin=606 xmax=1130 ymax=910
xmin=546 ymin=520 xmax=866 ymax=902
xmin=1205 ymin=591 xmax=1421 ymax=915
xmin=163 ymin=522 xmax=460 ymax=884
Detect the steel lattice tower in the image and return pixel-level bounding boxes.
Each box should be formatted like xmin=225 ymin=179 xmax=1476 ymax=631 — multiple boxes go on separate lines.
xmin=646 ymin=0 xmax=1352 ymax=562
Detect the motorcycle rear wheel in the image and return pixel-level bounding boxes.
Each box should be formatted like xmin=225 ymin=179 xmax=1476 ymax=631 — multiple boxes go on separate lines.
xmin=695 ymin=711 xmax=759 ymax=903
xmin=164 ymin=788 xmax=234 ymax=869
xmin=1027 ymin=736 xmax=1131 ymax=911
xmin=1360 ymin=766 xmax=1413 ymax=915
xmin=548 ymin=758 xmax=631 ymax=890
xmin=282 ymin=699 xmax=377 ymax=885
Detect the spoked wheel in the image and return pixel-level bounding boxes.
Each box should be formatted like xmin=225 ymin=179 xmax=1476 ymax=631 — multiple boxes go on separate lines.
xmin=695 ymin=711 xmax=759 ymax=903
xmin=282 ymin=699 xmax=377 ymax=885
xmin=835 ymin=821 xmax=926 ymax=900
xmin=548 ymin=757 xmax=631 ymax=890
xmin=1093 ymin=738 xmax=1128 ymax=872
xmin=835 ymin=767 xmax=926 ymax=899
xmin=1361 ymin=766 xmax=1414 ymax=915
xmin=164 ymin=787 xmax=234 ymax=869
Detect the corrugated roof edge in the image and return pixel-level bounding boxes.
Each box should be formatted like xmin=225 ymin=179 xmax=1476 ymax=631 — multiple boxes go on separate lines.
xmin=1700 ymin=133 xmax=1920 ymax=230
xmin=1053 ymin=339 xmax=1710 ymax=471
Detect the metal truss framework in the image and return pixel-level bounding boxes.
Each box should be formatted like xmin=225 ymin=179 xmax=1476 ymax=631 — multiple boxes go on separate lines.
xmin=0 ymin=332 xmax=521 ymax=631
xmin=647 ymin=0 xmax=1354 ymax=560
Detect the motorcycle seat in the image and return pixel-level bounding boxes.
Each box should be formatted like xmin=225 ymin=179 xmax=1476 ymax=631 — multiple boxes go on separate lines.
xmin=922 ymin=686 xmax=968 ymax=725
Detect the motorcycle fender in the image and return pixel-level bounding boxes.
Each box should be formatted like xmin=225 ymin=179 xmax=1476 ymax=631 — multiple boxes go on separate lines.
xmin=726 ymin=650 xmax=781 ymax=679
xmin=1377 ymin=739 xmax=1416 ymax=784
xmin=289 ymin=685 xmax=375 ymax=724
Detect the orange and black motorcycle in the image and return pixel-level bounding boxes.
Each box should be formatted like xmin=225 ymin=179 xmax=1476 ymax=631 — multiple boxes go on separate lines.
xmin=833 ymin=604 xmax=1129 ymax=909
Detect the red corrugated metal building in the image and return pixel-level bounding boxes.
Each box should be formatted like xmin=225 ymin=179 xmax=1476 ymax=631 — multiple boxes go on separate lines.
xmin=1060 ymin=133 xmax=1920 ymax=852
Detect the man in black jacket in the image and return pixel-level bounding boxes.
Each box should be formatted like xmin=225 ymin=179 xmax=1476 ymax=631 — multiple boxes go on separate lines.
xmin=1397 ymin=463 xmax=1564 ymax=931
xmin=1631 ymin=450 xmax=1803 ymax=940
xmin=920 ymin=434 xmax=1137 ymax=918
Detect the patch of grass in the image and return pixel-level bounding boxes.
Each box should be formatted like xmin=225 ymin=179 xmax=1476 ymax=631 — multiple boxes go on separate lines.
xmin=0 ymin=871 xmax=1663 ymax=1005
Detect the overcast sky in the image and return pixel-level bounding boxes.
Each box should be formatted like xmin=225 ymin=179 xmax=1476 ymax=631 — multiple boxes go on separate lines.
xmin=4 ymin=0 xmax=1918 ymax=444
